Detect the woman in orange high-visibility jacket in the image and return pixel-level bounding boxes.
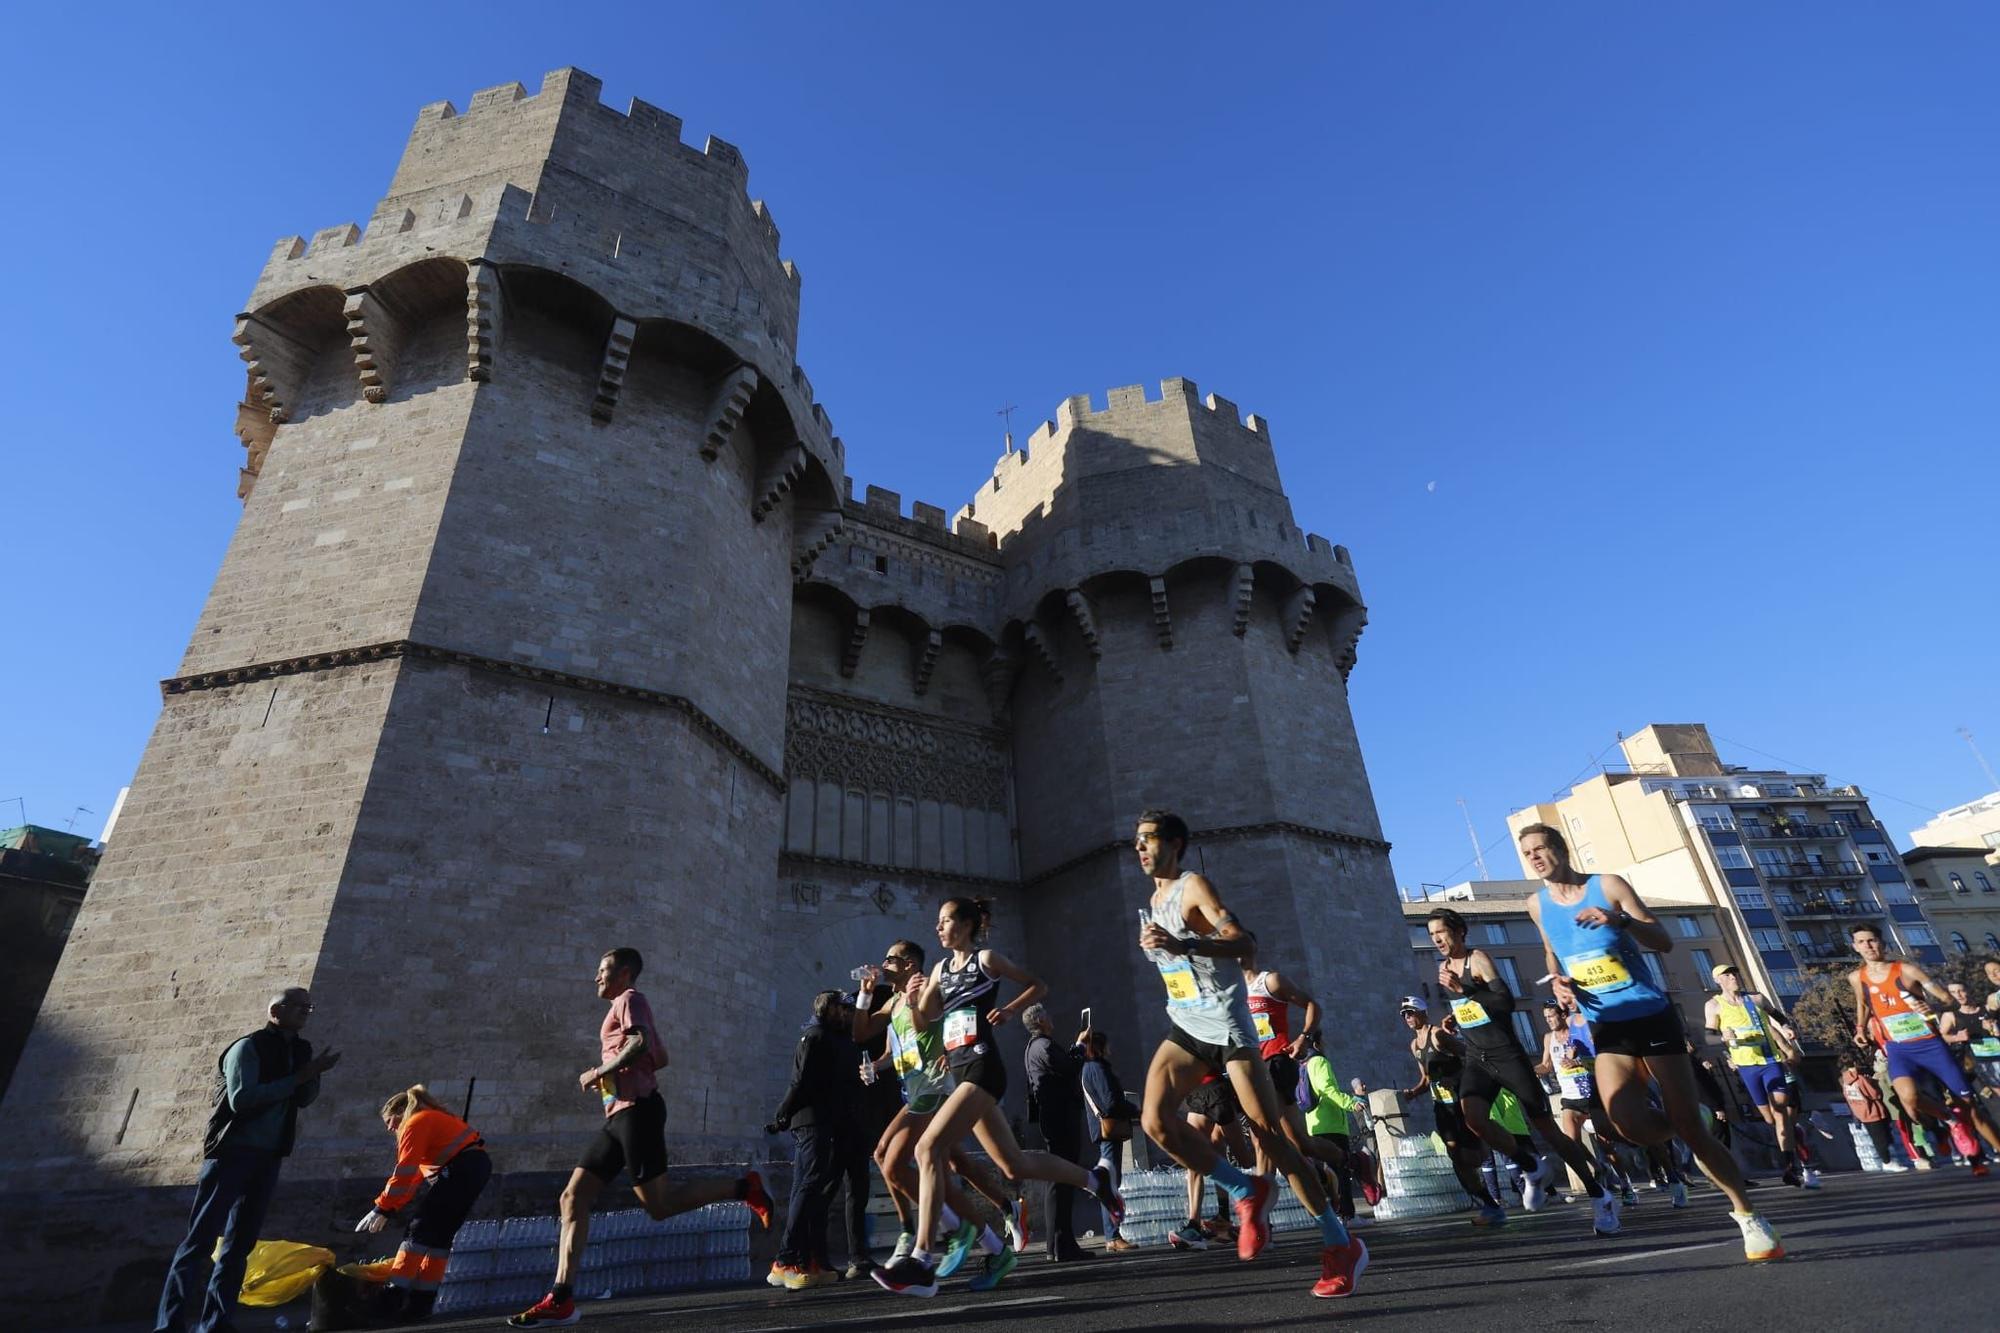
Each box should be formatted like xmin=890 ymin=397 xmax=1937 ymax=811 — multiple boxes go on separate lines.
xmin=354 ymin=1085 xmax=492 ymax=1319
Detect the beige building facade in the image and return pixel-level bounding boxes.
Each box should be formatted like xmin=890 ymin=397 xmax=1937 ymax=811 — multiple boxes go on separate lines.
xmin=1903 ymin=846 xmax=2000 ymax=961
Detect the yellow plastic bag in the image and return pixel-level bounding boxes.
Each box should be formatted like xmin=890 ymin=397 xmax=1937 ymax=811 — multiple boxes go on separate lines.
xmin=212 ymin=1238 xmax=336 ymax=1306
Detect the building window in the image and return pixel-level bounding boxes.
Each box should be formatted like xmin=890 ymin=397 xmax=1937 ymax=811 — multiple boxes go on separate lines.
xmin=1950 ymin=873 xmax=1969 ymax=894
xmin=1977 ymin=872 xmax=1995 ymax=894
xmin=1950 ymin=931 xmax=1970 ymax=953
xmin=1714 ymin=845 xmax=1752 ymax=870
xmin=1692 ymin=949 xmax=1717 ymax=987
xmin=1903 ymin=925 xmax=1937 ymax=947
xmin=1494 ymin=956 xmax=1524 ymax=995
xmin=1985 ymin=933 xmax=2000 ymax=952
xmin=1768 ymin=969 xmax=1804 ymax=997
xmin=1640 ymin=955 xmax=1666 ymax=990
xmin=1831 ymin=811 xmax=1857 ymax=833
xmin=1676 ymin=917 xmax=1701 ymax=938
xmin=1409 ymin=925 xmax=1434 ymax=949
xmin=1865 ymin=849 xmax=1887 ymax=864
xmin=1735 ymin=891 xmax=1768 ymax=909
xmin=1482 ymin=922 xmax=1509 ymax=946
xmin=1751 ymin=928 xmax=1787 ymax=951
xmin=1880 ymin=883 xmax=1916 ymax=905
xmin=1773 ymin=893 xmax=1796 ymax=913
xmin=1512 ymin=1012 xmax=1539 ymax=1052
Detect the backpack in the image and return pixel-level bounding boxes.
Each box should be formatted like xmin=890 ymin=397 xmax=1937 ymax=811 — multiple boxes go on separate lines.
xmin=1295 ymin=1056 xmax=1320 ymax=1113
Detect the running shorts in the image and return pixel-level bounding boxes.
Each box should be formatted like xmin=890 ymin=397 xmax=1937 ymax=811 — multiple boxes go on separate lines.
xmin=1431 ymin=1096 xmax=1469 ymax=1152
xmin=950 ymin=1054 xmax=1008 ymax=1101
xmin=1457 ymin=1044 xmax=1551 ymax=1116
xmin=1589 ymin=1003 xmax=1685 ymax=1058
xmin=1265 ymin=1052 xmax=1301 ymax=1107
xmin=1168 ymin=1022 xmax=1258 ymax=1073
xmin=578 ymin=1092 xmax=669 ymax=1185
xmin=1558 ymin=1097 xmax=1595 ymax=1116
xmin=1736 ymin=1062 xmax=1789 ymax=1108
xmin=1884 ymin=1037 xmax=1971 ymax=1097
xmin=1184 ymin=1077 xmax=1240 ymax=1126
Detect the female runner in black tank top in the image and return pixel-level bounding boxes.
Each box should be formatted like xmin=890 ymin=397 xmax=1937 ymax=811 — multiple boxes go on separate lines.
xmin=873 ymin=896 xmax=1124 ymax=1297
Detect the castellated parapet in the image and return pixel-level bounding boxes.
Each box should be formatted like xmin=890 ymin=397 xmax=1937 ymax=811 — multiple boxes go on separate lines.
xmin=0 ymin=71 xmax=1406 ymax=1323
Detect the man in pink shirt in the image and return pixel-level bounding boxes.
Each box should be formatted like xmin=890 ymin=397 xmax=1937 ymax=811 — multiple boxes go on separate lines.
xmin=510 ymin=948 xmax=774 ymax=1328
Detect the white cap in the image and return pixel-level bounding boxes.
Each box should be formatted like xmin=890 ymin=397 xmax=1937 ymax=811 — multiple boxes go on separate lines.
xmin=1397 ymin=995 xmax=1427 ymax=1014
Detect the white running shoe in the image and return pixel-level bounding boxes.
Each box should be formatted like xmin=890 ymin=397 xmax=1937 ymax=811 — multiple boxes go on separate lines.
xmin=1880 ymin=1161 xmax=1911 ymax=1174
xmin=1733 ymin=1211 xmax=1785 ymax=1263
xmin=1802 ymin=1167 xmax=1821 ymax=1190
xmin=1520 ymin=1157 xmax=1552 ymax=1212
xmin=1590 ymin=1190 xmax=1620 ymax=1236
xmin=888 ymin=1232 xmax=915 ymax=1265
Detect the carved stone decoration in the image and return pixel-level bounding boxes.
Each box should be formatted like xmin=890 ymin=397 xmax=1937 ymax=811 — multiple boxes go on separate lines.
xmin=913 ymin=629 xmax=942 ymax=696
xmin=792 ymin=508 xmax=844 ymax=579
xmin=1332 ymin=603 xmax=1368 ymax=680
xmin=233 ymin=382 xmax=278 ymax=501
xmin=344 ymin=288 xmax=404 ymax=404
xmin=840 ymin=608 xmax=870 ymax=678
xmin=701 ymin=363 xmax=759 ymax=460
xmin=751 ymin=443 xmax=807 ymax=521
xmin=784 ymin=686 xmax=1010 ymax=811
xmin=1022 ymin=621 xmax=1061 ymax=681
xmin=1283 ymin=585 xmax=1317 ymax=654
xmin=870 ymin=883 xmax=895 ymax=914
xmin=467 ymin=260 xmax=503 ymax=382
xmin=1231 ymin=563 xmax=1254 ymax=637
xmin=590 ymin=317 xmax=637 ymax=421
xmin=1149 ymin=576 xmax=1173 ymax=650
xmin=1065 ymin=589 xmax=1100 ymax=660
xmin=232 ymin=314 xmax=310 ymax=425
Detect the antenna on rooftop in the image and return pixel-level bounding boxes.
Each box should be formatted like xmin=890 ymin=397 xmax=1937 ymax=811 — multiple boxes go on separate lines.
xmin=997 ymin=403 xmax=1018 ymax=453
xmin=1959 ymin=726 xmax=2000 ymax=792
xmin=65 ymin=806 xmax=94 ymax=833
xmin=1458 ymin=797 xmax=1490 ymax=881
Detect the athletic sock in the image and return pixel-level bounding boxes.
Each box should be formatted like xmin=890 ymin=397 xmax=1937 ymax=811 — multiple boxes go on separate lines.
xmin=909 ymin=1247 xmax=935 ymax=1267
xmin=1314 ymin=1207 xmax=1350 ymax=1247
xmin=979 ymin=1226 xmax=1003 ymax=1254
xmin=550 ymin=1283 xmax=572 ymax=1304
xmin=939 ymin=1203 xmax=962 ymax=1231
xmin=1207 ymin=1158 xmax=1255 ymax=1201
xmin=1509 ymin=1149 xmax=1537 ymax=1174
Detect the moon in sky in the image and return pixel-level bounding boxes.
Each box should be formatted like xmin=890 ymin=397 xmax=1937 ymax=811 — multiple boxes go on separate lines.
xmin=1426 ymin=481 xmax=1437 ymax=493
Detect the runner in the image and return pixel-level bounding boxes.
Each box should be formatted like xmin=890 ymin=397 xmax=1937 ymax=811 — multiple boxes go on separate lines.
xmin=1535 ymin=999 xmax=1640 ymax=1206
xmin=1397 ymin=997 xmax=1507 ymax=1224
xmin=1518 ymin=824 xmax=1785 ymax=1262
xmin=1941 ymin=981 xmax=2000 ymax=1100
xmin=1131 ymin=810 xmax=1367 ymax=1298
xmin=845 ymin=940 xmax=1014 ymax=1293
xmin=1846 ymin=924 xmax=2000 ymax=1174
xmin=1171 ymin=1075 xmax=1253 ymax=1250
xmin=1702 ymin=964 xmax=1807 ymax=1187
xmin=1427 ymin=907 xmax=1618 ymax=1234
xmin=871 ymin=898 xmax=1123 ymax=1298
xmin=1241 ymin=945 xmax=1350 ymax=1185
xmin=509 ymin=948 xmax=773 ymax=1328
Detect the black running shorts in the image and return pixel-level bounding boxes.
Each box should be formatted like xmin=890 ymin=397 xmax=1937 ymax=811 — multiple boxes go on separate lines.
xmin=1432 ymin=1096 xmax=1469 ymax=1151
xmin=949 ymin=1054 xmax=1008 ymax=1101
xmin=1184 ymin=1077 xmax=1240 ymax=1126
xmin=578 ymin=1092 xmax=669 ymax=1185
xmin=1590 ymin=1004 xmax=1685 ymax=1059
xmin=1264 ymin=1052 xmax=1301 ymax=1108
xmin=1457 ymin=1043 xmax=1551 ymax=1117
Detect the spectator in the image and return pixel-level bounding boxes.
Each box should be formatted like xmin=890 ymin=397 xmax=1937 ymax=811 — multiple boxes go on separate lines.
xmin=1021 ymin=1004 xmax=1090 ymax=1262
xmin=768 ymin=990 xmax=862 ymax=1286
xmin=156 ymin=987 xmax=340 ymax=1333
xmin=354 ymin=1084 xmax=494 ymax=1319
xmin=1298 ymin=1029 xmax=1372 ymax=1218
xmin=1079 ymin=1030 xmax=1138 ymax=1251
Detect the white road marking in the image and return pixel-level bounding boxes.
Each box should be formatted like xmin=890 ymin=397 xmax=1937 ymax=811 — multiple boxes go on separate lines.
xmin=1553 ymin=1240 xmax=1732 ymax=1270
xmin=738 ymin=1293 xmax=1067 ymax=1331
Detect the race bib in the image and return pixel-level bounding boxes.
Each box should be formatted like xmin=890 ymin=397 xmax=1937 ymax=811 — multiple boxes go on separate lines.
xmin=1450 ymin=997 xmax=1492 ymax=1028
xmin=595 ymin=1075 xmax=617 ymax=1112
xmin=1557 ymin=1069 xmax=1594 ymax=1101
xmin=1566 ymin=949 xmax=1633 ymax=994
xmin=1971 ymin=1037 xmax=2000 ymax=1059
xmin=1253 ymin=1011 xmax=1276 ymax=1042
xmin=891 ymin=1027 xmax=923 ymax=1078
xmin=943 ymin=1006 xmax=982 ymax=1051
xmin=1881 ymin=1011 xmax=1931 ymax=1043
xmin=1157 ymin=956 xmax=1200 ymax=1007
xmin=1433 ymin=1085 xmax=1456 ymax=1104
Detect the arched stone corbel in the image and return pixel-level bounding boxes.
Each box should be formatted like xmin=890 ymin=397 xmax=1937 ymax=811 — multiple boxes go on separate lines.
xmin=1283 ymin=585 xmax=1317 ymax=654
xmin=590 ymin=317 xmax=637 ymax=421
xmin=791 ymin=509 xmax=844 ymax=579
xmin=345 ymin=288 xmax=408 ymax=404
xmin=233 ymin=314 xmax=313 ymax=425
xmin=467 ymin=261 xmax=503 ymax=382
xmin=1022 ymin=622 xmax=1062 ymax=681
xmin=1065 ymin=590 xmax=1101 ymax=660
xmin=913 ymin=629 xmax=942 ymax=696
xmin=1231 ymin=563 xmax=1254 ymax=637
xmin=1149 ymin=576 xmax=1173 ymax=650
xmin=1331 ymin=604 xmax=1368 ymax=680
xmin=233 ymin=385 xmax=277 ymax=501
xmin=752 ymin=443 xmax=807 ymax=521
xmin=702 ymin=364 xmax=759 ymax=460
xmin=840 ymin=608 xmax=871 ymax=678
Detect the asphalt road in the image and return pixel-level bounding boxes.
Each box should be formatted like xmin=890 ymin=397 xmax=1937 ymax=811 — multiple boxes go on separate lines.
xmin=420 ymin=1170 xmax=1998 ymax=1332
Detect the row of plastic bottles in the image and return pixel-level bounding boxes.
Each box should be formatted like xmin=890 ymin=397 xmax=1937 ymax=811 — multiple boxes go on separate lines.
xmin=434 ymin=1202 xmax=753 ymax=1313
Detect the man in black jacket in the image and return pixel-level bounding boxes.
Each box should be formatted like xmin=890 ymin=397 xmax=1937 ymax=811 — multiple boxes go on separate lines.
xmin=1022 ymin=1004 xmax=1091 ymax=1261
xmin=766 ymin=990 xmax=861 ymax=1287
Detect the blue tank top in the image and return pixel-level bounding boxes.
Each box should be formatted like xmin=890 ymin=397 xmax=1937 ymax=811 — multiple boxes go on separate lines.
xmin=1536 ymin=876 xmax=1669 ymax=1023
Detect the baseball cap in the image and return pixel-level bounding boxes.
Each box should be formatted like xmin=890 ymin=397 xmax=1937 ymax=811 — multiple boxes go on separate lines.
xmin=1397 ymin=995 xmax=1427 ymax=1014
xmin=1710 ymin=964 xmax=1739 ymax=981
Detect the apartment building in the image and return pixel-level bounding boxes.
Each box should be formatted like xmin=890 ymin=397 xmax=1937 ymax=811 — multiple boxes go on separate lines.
xmin=1504 ymin=724 xmax=1939 ymax=1017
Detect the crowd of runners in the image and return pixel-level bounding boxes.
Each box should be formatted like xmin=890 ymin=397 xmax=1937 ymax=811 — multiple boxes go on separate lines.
xmin=155 ymin=815 xmax=2000 ymax=1332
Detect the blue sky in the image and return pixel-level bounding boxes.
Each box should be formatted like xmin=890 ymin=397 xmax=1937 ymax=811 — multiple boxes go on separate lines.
xmin=4 ymin=3 xmax=1995 ymax=888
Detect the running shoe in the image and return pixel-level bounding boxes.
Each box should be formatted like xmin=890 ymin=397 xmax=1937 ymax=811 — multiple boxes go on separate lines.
xmin=1233 ymin=1176 xmax=1276 ymax=1260
xmin=742 ymin=1170 xmax=774 ymax=1229
xmin=1200 ymin=1216 xmax=1235 ymax=1243
xmin=1167 ymin=1222 xmax=1209 ymax=1251
xmin=1312 ymin=1235 xmax=1368 ymax=1299
xmin=967 ymin=1246 xmax=1018 ymax=1292
xmin=1105 ymin=1236 xmax=1138 ymax=1253
xmin=935 ymin=1220 xmax=980 ymax=1280
xmin=506 ymin=1293 xmax=579 ymax=1327
xmin=1590 ymin=1191 xmax=1620 ymax=1237
xmin=1733 ymin=1211 xmax=1785 ymax=1263
xmin=1912 ymin=1156 xmax=1934 ymax=1170
xmin=1470 ymin=1203 xmax=1507 ymax=1227
xmin=888 ymin=1231 xmax=916 ymax=1264
xmin=779 ymin=1265 xmax=816 ymax=1291
xmin=843 ymin=1260 xmax=873 ymax=1281
xmin=1353 ymin=1149 xmax=1383 ymax=1205
xmin=1620 ymin=1186 xmax=1638 ymax=1206
xmin=1520 ymin=1156 xmax=1552 ymax=1212
xmin=1801 ymin=1167 xmax=1822 ymax=1190
xmin=1091 ymin=1164 xmax=1127 ymax=1229
xmin=1781 ymin=1165 xmax=1801 ymax=1189
xmin=765 ymin=1262 xmax=795 ymax=1289
xmin=1880 ymin=1160 xmax=1910 ymax=1174
xmin=1009 ymin=1196 xmax=1031 ymax=1252
xmin=808 ymin=1264 xmax=841 ymax=1286
xmin=870 ymin=1254 xmax=939 ymax=1298
xmin=1669 ymin=1182 xmax=1688 ymax=1209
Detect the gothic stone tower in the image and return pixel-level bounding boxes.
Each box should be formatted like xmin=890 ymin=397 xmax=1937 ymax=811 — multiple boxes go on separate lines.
xmin=0 ymin=69 xmax=844 ymax=1309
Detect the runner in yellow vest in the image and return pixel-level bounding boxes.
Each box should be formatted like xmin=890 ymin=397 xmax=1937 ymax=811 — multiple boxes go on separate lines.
xmin=1702 ymin=964 xmax=1810 ymax=1188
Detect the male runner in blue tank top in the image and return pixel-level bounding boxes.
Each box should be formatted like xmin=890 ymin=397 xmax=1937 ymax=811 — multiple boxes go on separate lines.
xmin=1132 ymin=810 xmax=1367 ymax=1300
xmin=1519 ymin=823 xmax=1785 ymax=1262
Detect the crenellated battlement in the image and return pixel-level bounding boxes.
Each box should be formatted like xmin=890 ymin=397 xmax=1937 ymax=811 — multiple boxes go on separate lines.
xmin=840 ymin=479 xmax=1001 ymax=557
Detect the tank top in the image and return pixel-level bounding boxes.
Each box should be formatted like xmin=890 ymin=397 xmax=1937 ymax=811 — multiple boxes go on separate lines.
xmin=935 ymin=951 xmax=1001 ymax=1068
xmin=888 ymin=998 xmax=952 ymax=1102
xmin=1960 ymin=1008 xmax=2000 ymax=1059
xmin=1549 ymin=1026 xmax=1596 ymax=1101
xmin=1861 ymin=962 xmax=1940 ymax=1046
xmin=1418 ymin=1027 xmax=1463 ymax=1105
xmin=1535 ymin=876 xmax=1668 ymax=1023
xmin=1245 ymin=971 xmax=1292 ymax=1059
xmin=1143 ymin=874 xmax=1256 ymax=1048
xmin=1442 ymin=957 xmax=1519 ymax=1054
xmin=1715 ymin=993 xmax=1777 ymax=1067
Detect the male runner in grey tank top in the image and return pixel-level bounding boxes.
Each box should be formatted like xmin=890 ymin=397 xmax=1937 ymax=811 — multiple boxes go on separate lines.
xmin=1132 ymin=809 xmax=1368 ymax=1300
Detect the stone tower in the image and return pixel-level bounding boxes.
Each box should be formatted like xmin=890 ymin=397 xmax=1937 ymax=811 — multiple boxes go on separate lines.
xmin=0 ymin=67 xmax=843 ymax=1255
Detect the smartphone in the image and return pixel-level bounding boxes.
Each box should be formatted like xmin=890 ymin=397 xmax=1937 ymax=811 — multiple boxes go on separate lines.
xmin=1082 ymin=1006 xmax=1093 ymax=1032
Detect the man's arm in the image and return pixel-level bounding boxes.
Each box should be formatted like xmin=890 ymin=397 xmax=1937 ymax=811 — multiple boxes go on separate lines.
xmin=1399 ymin=1042 xmax=1431 ymax=1100
xmin=223 ymin=1038 xmax=304 ymax=1115
xmin=1156 ymin=874 xmax=1255 ymax=959
xmin=1593 ymin=876 xmax=1673 ymax=953
xmin=1899 ymin=960 xmax=1952 ymax=1008
xmin=1265 ymin=971 xmax=1320 ymax=1055
xmin=1080 ymin=1060 xmax=1112 ymax=1119
xmin=1848 ymin=971 xmax=1871 ymax=1046
xmin=1461 ymin=950 xmax=1518 ymax=1014
xmin=771 ymin=1030 xmax=816 ymax=1127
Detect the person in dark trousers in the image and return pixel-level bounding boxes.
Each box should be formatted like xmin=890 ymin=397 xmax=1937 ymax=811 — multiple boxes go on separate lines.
xmin=1022 ymin=1004 xmax=1091 ymax=1262
xmin=845 ymin=982 xmax=901 ymax=1278
xmin=1080 ymin=1029 xmax=1138 ymax=1252
xmin=767 ymin=990 xmax=862 ymax=1288
xmin=156 ymin=987 xmax=341 ymax=1333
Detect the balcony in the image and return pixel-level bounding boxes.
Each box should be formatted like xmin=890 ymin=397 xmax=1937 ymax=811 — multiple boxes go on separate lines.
xmin=1760 ymin=861 xmax=1864 ymax=881
xmin=1746 ymin=823 xmax=1848 ymax=841
xmin=1781 ymin=897 xmax=1884 ymax=920
xmin=1792 ymin=940 xmax=1854 ymax=961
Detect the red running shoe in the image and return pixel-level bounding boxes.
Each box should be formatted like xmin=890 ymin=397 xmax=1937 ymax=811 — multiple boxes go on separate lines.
xmin=506 ymin=1292 xmax=579 ymax=1327
xmin=1313 ymin=1236 xmax=1369 ymax=1299
xmin=742 ymin=1170 xmax=774 ymax=1229
xmin=1233 ymin=1176 xmax=1275 ymax=1261
xmin=1352 ymin=1149 xmax=1383 ymax=1206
